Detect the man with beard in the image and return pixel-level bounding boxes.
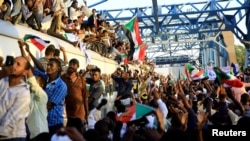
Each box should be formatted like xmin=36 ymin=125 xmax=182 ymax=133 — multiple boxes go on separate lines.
xmin=0 ymin=56 xmax=31 ymax=141
xmin=61 ymin=59 xmax=89 ymax=133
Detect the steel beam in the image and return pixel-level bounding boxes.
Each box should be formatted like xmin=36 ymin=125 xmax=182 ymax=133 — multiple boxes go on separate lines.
xmin=152 ymin=0 xmax=159 ymax=34
xmin=88 ymin=0 xmax=108 ymax=8
xmin=96 ymin=0 xmax=250 ymax=66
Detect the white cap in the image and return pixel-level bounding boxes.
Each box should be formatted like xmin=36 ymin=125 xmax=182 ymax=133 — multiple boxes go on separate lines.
xmin=120 ymin=98 xmax=131 ymax=106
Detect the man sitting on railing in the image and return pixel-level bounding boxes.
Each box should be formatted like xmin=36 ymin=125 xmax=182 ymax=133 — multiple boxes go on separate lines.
xmin=84 ymin=26 xmax=101 ymax=53
xmin=47 ymin=14 xmax=78 ymax=46
xmin=1 ymin=0 xmax=133 ymax=62
xmin=68 ymin=0 xmax=83 ymax=21
xmin=1 ymin=0 xmax=22 ymax=24
xmin=100 ymin=30 xmax=112 ymax=58
xmin=0 ymin=0 xmax=9 ymax=19
xmin=21 ymin=0 xmax=42 ymax=31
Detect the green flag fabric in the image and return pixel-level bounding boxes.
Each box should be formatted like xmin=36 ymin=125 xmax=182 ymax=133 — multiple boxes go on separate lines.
xmin=136 ymin=103 xmax=154 ymax=119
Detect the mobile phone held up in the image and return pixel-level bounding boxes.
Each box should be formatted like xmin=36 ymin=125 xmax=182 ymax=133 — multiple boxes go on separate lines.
xmin=5 ymin=56 xmax=14 ymax=66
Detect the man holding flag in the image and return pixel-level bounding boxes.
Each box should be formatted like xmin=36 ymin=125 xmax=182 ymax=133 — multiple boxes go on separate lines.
xmin=213 ymin=67 xmax=250 ymax=103
xmin=124 ymin=16 xmax=146 ymax=62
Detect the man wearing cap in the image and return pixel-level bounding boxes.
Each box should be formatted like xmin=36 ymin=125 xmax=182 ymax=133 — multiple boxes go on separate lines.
xmin=61 ymin=58 xmax=89 ymax=133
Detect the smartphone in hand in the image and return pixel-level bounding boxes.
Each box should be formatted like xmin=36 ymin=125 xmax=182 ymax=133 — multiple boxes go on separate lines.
xmin=5 ymin=56 xmax=14 ymax=66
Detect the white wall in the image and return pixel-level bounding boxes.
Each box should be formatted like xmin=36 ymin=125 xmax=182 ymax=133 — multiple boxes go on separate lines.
xmin=154 ymin=67 xmax=169 ymax=76
xmin=0 ymin=20 xmax=118 ymax=74
xmin=154 ymin=66 xmax=185 ymax=78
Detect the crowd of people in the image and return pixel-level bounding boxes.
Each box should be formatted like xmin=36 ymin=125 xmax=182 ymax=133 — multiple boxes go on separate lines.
xmin=1 ymin=39 xmax=250 ymax=141
xmin=0 ymin=0 xmax=130 ymax=64
xmin=1 ymin=0 xmax=250 ymax=141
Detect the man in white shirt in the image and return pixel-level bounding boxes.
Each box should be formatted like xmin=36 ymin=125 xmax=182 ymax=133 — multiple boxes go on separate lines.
xmin=0 ymin=56 xmax=31 ymax=141
xmin=69 ymin=0 xmax=81 ymax=20
xmin=18 ymin=40 xmax=49 ymax=140
xmin=88 ymin=99 xmax=107 ymax=129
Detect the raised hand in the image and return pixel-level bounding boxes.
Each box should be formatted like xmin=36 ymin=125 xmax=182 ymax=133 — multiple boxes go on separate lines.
xmin=152 ymin=87 xmax=160 ymax=100
xmin=154 ymin=108 xmax=165 ymax=132
xmin=60 ymin=46 xmax=66 ymax=52
xmin=18 ymin=40 xmax=25 ymax=47
xmin=25 ymin=43 xmax=30 ymax=53
xmin=169 ymin=105 xmax=188 ymax=129
xmin=196 ymin=111 xmax=208 ymax=130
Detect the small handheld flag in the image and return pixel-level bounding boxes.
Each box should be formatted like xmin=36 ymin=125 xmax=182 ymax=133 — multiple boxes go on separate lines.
xmin=23 ymin=34 xmax=50 ymax=51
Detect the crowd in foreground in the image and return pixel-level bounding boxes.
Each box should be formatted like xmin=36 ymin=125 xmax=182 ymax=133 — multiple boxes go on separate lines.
xmin=0 ymin=0 xmax=130 ymax=63
xmin=0 ymin=39 xmax=250 ymax=141
xmin=1 ymin=1 xmax=250 ymax=141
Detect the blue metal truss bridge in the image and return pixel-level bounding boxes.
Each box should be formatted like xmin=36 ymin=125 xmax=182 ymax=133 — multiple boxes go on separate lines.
xmin=91 ymin=0 xmax=250 ymax=68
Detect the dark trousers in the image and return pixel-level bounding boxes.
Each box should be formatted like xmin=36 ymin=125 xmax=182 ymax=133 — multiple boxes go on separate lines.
xmin=48 ymin=123 xmax=63 ymax=136
xmin=27 ymin=132 xmax=51 ymax=141
xmin=115 ymin=55 xmax=122 ymax=64
xmin=26 ymin=13 xmax=42 ymax=30
xmin=67 ymin=117 xmax=84 ymax=133
xmin=47 ymin=14 xmax=61 ymax=33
